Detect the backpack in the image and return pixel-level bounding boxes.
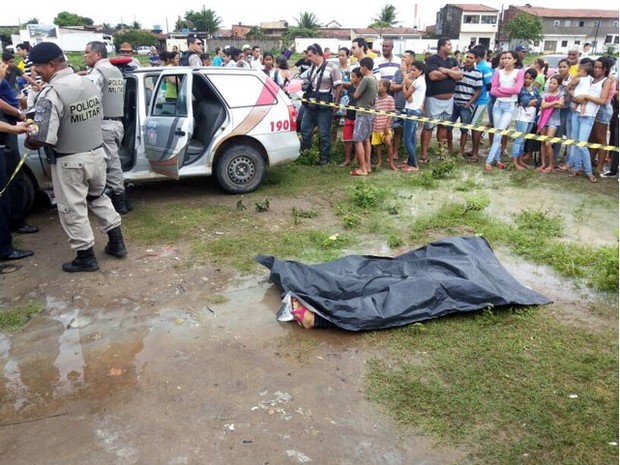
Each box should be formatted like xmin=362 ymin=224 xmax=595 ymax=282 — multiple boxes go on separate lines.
xmin=179 ymin=51 xmax=195 ymax=66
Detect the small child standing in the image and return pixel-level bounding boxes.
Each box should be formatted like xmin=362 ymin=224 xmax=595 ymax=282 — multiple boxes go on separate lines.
xmin=351 ymin=57 xmax=378 ymax=176
xmin=537 ymin=74 xmax=565 ymax=173
xmin=339 ymin=69 xmax=360 ymax=167
xmin=512 ymin=68 xmax=541 ymax=170
xmin=569 ymin=62 xmax=594 ymax=116
xmin=371 ymin=79 xmax=397 ymax=171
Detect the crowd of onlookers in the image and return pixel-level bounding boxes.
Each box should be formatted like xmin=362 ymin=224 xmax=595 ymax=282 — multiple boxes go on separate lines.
xmin=67 ymin=34 xmax=617 ymax=183
xmin=287 ymin=38 xmax=619 ymax=182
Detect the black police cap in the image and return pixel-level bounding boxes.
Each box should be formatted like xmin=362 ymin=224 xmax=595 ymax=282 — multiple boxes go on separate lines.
xmin=29 ymin=42 xmax=64 ymax=64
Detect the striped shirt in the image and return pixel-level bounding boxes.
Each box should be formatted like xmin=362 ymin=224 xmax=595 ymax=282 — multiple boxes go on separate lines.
xmin=392 ymin=69 xmax=406 ymax=110
xmin=372 ymin=94 xmax=395 ymax=131
xmin=23 ymin=58 xmax=42 ymax=84
xmin=454 ymin=65 xmax=482 ymax=108
xmin=375 ymin=56 xmax=401 ymax=81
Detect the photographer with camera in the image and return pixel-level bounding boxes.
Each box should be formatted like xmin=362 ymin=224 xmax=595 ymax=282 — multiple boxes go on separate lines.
xmin=299 ymin=44 xmax=343 ymax=165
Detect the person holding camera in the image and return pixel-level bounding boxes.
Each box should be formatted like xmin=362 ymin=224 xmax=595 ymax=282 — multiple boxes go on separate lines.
xmin=299 ymin=43 xmax=343 ymax=165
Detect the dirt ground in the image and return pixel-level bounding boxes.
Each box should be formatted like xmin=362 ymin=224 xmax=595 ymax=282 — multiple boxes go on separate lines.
xmin=0 ymin=185 xmax=470 ymax=465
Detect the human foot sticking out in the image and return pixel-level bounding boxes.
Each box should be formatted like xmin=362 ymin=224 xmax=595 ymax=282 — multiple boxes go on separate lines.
xmin=291 ymin=297 xmax=315 ymax=329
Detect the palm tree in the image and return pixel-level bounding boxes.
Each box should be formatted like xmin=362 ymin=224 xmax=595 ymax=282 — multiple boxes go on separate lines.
xmin=296 ymin=12 xmax=321 ymax=29
xmin=184 ymin=7 xmax=222 ymax=37
xmin=283 ymin=12 xmax=321 ymax=43
xmin=370 ymin=4 xmax=400 ymax=28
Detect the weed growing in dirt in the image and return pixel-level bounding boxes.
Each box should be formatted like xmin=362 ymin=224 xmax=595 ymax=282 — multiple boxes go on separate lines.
xmin=430 ymin=160 xmax=457 ymax=179
xmin=292 ymin=207 xmax=319 ymax=220
xmin=0 ymin=302 xmax=42 ymax=331
xmin=349 ymin=183 xmax=389 ymax=208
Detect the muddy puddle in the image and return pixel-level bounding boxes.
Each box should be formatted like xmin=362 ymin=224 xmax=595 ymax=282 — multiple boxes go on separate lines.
xmin=0 ymin=276 xmax=464 ymax=465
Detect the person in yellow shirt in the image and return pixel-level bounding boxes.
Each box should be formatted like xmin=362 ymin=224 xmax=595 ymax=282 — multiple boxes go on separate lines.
xmin=567 ymin=46 xmax=581 ymax=77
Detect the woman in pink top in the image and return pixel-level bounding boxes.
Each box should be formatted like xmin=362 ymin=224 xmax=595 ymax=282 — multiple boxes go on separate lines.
xmin=588 ymin=57 xmax=616 ymax=175
xmin=485 ymin=50 xmax=524 ymax=171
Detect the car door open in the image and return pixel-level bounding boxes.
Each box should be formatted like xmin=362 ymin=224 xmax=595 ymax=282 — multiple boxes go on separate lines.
xmin=143 ymin=69 xmax=194 ymax=180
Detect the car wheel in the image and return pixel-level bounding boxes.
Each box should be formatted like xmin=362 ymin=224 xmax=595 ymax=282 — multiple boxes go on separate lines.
xmin=216 ymin=144 xmax=265 ymax=194
xmin=21 ymin=172 xmax=36 ymax=215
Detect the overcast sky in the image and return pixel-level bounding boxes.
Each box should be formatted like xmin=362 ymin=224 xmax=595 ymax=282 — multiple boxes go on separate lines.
xmin=5 ymin=1 xmax=619 ymax=32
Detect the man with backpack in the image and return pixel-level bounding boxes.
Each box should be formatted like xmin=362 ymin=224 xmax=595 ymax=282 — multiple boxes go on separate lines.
xmin=180 ymin=35 xmax=203 ymax=66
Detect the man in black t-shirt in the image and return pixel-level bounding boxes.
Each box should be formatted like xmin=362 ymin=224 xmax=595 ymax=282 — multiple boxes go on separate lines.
xmin=294 ymin=50 xmax=312 ymax=75
xmin=420 ymin=37 xmax=463 ymax=163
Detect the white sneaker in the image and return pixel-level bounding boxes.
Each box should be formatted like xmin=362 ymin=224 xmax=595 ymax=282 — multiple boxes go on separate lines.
xmin=600 ymin=171 xmax=617 ymax=178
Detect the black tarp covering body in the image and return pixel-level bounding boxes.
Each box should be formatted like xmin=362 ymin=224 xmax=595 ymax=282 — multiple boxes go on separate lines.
xmin=256 ymin=236 xmax=552 ymax=331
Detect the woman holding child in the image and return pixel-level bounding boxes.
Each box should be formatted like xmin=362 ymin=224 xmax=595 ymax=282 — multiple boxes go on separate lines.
xmin=569 ymin=57 xmax=612 ymax=183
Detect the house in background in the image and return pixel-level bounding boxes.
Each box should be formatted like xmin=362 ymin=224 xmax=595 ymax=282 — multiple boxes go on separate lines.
xmin=260 ymin=21 xmax=289 ymax=39
xmin=499 ymin=6 xmax=619 ymax=53
xmin=435 ymin=4 xmax=500 ymax=52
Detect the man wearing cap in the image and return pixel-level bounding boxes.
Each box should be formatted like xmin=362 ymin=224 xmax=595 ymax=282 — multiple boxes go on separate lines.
xmin=84 ymin=41 xmax=130 ymax=215
xmin=242 ymin=44 xmax=252 ymax=65
xmin=118 ymin=42 xmax=141 ymax=69
xmin=24 ymin=42 xmax=127 ymax=272
xmin=515 ymin=45 xmax=528 ymax=68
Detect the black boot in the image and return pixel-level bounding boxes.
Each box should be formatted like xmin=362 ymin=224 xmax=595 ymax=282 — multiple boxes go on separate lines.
xmin=104 ymin=226 xmax=127 ymax=257
xmin=62 ymin=247 xmax=99 ymax=272
xmin=112 ymin=191 xmax=129 ymax=215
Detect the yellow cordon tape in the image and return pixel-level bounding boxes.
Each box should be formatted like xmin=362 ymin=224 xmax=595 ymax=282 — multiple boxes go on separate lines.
xmin=0 ymin=149 xmax=29 ymax=198
xmin=295 ymin=96 xmax=620 ymax=153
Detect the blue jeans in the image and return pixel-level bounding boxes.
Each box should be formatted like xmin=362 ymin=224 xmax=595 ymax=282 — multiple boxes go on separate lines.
xmin=403 ymin=108 xmax=421 ymax=166
xmin=486 ymin=100 xmax=516 ymax=164
xmin=300 ymin=107 xmax=333 ymax=163
xmin=570 ymin=113 xmax=595 ymax=175
xmin=512 ymin=120 xmax=533 ymax=158
xmin=553 ymin=107 xmax=572 ymax=164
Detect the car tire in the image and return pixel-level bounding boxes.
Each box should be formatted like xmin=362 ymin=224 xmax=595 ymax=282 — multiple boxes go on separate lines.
xmin=21 ymin=171 xmax=36 ymax=215
xmin=216 ymin=144 xmax=265 ymax=194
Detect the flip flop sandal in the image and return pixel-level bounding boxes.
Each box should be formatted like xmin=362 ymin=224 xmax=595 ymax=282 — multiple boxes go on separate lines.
xmin=350 ymin=169 xmax=369 ymax=176
xmin=587 ymin=174 xmax=598 ymax=183
xmin=0 ymin=264 xmax=20 ymax=274
xmin=290 ymin=298 xmax=308 ymax=326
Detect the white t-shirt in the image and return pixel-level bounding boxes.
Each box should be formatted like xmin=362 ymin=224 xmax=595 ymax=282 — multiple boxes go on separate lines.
xmin=497 ymin=68 xmax=520 ymax=103
xmin=515 ymin=89 xmax=539 ymax=123
xmin=573 ymin=75 xmax=593 ymax=99
xmin=263 ymin=68 xmax=284 ymax=87
xmin=404 ymin=75 xmax=426 ymax=112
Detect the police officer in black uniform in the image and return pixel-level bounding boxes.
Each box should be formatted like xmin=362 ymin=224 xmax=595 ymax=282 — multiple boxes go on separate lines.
xmin=25 ymin=42 xmax=127 ymax=272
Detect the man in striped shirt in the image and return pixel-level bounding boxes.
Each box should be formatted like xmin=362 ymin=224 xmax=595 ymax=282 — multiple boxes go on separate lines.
xmin=447 ymin=50 xmax=482 ymax=157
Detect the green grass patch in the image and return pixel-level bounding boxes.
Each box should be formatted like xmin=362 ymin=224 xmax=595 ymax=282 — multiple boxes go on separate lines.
xmin=410 ymin=200 xmax=619 ymax=293
xmin=0 ymin=302 xmax=42 ymax=331
xmin=364 ymin=308 xmax=619 ymax=465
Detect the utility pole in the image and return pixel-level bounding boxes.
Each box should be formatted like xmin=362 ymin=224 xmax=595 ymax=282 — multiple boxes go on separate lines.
xmin=593 ymin=19 xmax=601 ymax=54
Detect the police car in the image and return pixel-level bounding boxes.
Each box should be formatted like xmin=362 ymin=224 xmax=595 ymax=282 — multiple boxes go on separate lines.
xmin=21 ymin=65 xmax=300 ymax=210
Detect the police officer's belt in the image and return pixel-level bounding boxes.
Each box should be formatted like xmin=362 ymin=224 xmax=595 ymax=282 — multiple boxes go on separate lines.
xmin=53 ymin=143 xmax=104 ymax=158
xmin=103 ymin=117 xmax=123 ymax=121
